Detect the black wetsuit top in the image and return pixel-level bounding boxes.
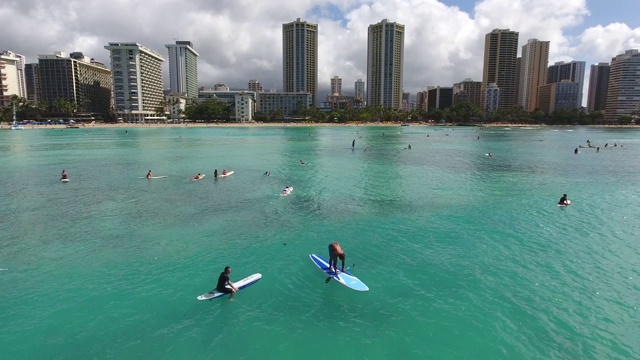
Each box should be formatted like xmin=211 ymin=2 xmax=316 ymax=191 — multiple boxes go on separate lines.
xmin=216 ymin=272 xmax=229 ymax=291
xmin=559 ymin=196 xmax=567 ymax=204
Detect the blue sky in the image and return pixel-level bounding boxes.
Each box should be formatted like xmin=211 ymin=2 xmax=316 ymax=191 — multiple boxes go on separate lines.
xmin=0 ymin=0 xmax=638 ymax=104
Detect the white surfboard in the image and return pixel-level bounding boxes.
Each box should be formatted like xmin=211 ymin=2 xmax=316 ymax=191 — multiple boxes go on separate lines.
xmin=197 ymin=273 xmax=262 ymax=300
xmin=309 ymin=254 xmax=369 ymax=292
xmin=192 ymin=174 xmax=206 ymax=181
xmin=217 ymin=171 xmax=234 ymax=178
xmin=281 ymin=186 xmax=293 ymax=196
xmin=139 ymin=176 xmax=168 ymax=179
xmin=61 ymin=178 xmax=70 ymax=182
xmin=558 ymin=199 xmax=572 ymax=207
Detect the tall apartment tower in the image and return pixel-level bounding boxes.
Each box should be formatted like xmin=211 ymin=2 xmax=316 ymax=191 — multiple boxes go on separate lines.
xmin=331 ymin=76 xmax=342 ymax=96
xmin=282 ymin=18 xmax=318 ymax=106
xmin=165 ymin=41 xmax=199 ymax=99
xmin=605 ymin=49 xmax=640 ymax=122
xmin=24 ymin=63 xmax=40 ymax=103
xmin=453 ymin=78 xmax=482 ymax=108
xmin=547 ymin=61 xmax=585 ymax=108
xmin=587 ymin=63 xmax=610 ymax=112
xmin=37 ymin=51 xmax=112 ymax=116
xmin=354 ymin=79 xmax=365 ymax=103
xmin=481 ymin=29 xmax=519 ymax=110
xmin=0 ymin=51 xmax=27 ymax=106
xmin=104 ymin=43 xmax=164 ymax=122
xmin=248 ymin=80 xmax=263 ymax=93
xmin=367 ymin=19 xmax=405 ymax=109
xmin=518 ymin=39 xmax=549 ymax=111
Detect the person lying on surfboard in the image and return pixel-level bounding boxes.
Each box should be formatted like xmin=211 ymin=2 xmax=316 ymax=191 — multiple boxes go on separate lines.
xmin=216 ymin=266 xmax=238 ymax=299
xmin=328 ymin=242 xmax=346 ymax=274
xmin=146 ymin=170 xmax=153 ymax=179
xmin=193 ymin=173 xmax=203 ymax=180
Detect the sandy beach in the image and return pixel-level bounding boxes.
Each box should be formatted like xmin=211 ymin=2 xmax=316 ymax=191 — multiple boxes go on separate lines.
xmin=1 ymin=122 xmax=637 ymax=130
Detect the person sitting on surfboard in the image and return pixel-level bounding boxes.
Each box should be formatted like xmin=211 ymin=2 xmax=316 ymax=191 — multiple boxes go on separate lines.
xmin=558 ymin=194 xmax=569 ymax=205
xmin=216 ymin=266 xmax=238 ymax=298
xmin=146 ymin=170 xmax=153 ymax=179
xmin=222 ymin=169 xmax=228 ymax=175
xmin=193 ymin=173 xmax=203 ymax=180
xmin=61 ymin=170 xmax=68 ymax=180
xmin=281 ymin=186 xmax=292 ymax=195
xmin=214 ymin=169 xmax=218 ymax=178
xmin=328 ymin=242 xmax=346 ymax=274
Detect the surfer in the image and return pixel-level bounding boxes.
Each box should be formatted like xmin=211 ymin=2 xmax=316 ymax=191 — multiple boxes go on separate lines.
xmin=222 ymin=169 xmax=228 ymax=175
xmin=574 ymin=148 xmax=578 ymax=154
xmin=214 ymin=169 xmax=218 ymax=178
xmin=328 ymin=242 xmax=346 ymax=274
xmin=264 ymin=171 xmax=270 ymax=176
xmin=146 ymin=170 xmax=153 ymax=179
xmin=282 ymin=186 xmax=292 ymax=195
xmin=300 ymin=160 xmax=305 ymax=165
xmin=558 ymin=194 xmax=569 ymax=206
xmin=352 ymin=139 xmax=355 ymax=148
xmin=216 ymin=266 xmax=238 ymax=299
xmin=193 ymin=173 xmax=203 ymax=180
xmin=60 ymin=170 xmax=68 ymax=180
xmin=408 ymin=144 xmax=412 ymax=150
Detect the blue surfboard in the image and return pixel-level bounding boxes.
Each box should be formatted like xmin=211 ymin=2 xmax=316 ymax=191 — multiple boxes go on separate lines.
xmin=197 ymin=273 xmax=262 ymax=300
xmin=309 ymin=254 xmax=369 ymax=292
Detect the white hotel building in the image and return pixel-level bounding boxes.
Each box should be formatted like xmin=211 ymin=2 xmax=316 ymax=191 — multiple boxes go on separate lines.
xmin=104 ymin=42 xmax=165 ymax=122
xmin=0 ymin=50 xmax=27 ymax=107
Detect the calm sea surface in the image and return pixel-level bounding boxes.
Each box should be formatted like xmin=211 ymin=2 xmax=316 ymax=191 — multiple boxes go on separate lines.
xmin=1 ymin=125 xmax=639 ymax=359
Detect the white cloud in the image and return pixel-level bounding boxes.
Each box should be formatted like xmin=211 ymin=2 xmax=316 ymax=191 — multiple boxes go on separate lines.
xmin=1 ymin=0 xmax=638 ymax=103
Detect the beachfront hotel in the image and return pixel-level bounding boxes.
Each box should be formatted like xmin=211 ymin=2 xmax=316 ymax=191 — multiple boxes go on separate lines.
xmin=453 ymin=79 xmax=482 ymax=108
xmin=587 ymin=62 xmax=610 ymax=112
xmin=518 ymin=38 xmax=549 ymax=112
xmin=104 ymin=42 xmax=165 ymax=122
xmin=481 ymin=29 xmax=519 ymax=110
xmin=0 ymin=50 xmax=27 ymax=107
xmin=24 ymin=63 xmax=39 ymax=103
xmin=165 ymin=41 xmax=199 ymax=99
xmin=366 ymin=19 xmax=405 ymax=110
xmin=605 ymin=49 xmax=640 ymax=122
xmin=257 ymin=91 xmax=312 ymax=118
xmin=331 ymin=76 xmax=342 ymax=96
xmin=354 ymin=79 xmax=365 ymax=104
xmin=537 ymin=80 xmax=580 ymax=115
xmin=37 ymin=51 xmax=112 ymax=116
xmin=547 ymin=60 xmax=586 ymax=109
xmin=282 ymin=18 xmax=318 ymax=107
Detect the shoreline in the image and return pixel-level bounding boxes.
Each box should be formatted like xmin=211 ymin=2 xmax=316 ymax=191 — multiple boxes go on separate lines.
xmin=1 ymin=122 xmax=639 ymax=130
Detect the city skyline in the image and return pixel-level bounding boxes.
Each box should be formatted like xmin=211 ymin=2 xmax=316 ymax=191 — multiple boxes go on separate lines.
xmin=1 ymin=0 xmax=639 ymax=104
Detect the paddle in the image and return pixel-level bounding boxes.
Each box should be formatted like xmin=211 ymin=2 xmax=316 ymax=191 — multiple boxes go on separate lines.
xmin=325 ymin=264 xmax=355 ymax=284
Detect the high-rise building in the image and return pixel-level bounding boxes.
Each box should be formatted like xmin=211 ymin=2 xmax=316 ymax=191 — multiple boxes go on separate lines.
xmin=453 ymin=78 xmax=482 ymax=108
xmin=367 ymin=19 xmax=405 ymax=109
xmin=518 ymin=39 xmax=550 ymax=111
xmin=587 ymin=63 xmax=610 ymax=112
xmin=537 ymin=80 xmax=580 ymax=115
xmin=104 ymin=42 xmax=164 ymax=122
xmin=547 ymin=60 xmax=585 ymax=108
xmin=605 ymin=49 xmax=640 ymax=122
xmin=481 ymin=29 xmax=519 ymax=110
xmin=165 ymin=41 xmax=199 ymax=99
xmin=426 ymin=87 xmax=453 ymax=111
xmin=514 ymin=57 xmax=521 ymax=105
xmin=331 ymin=76 xmax=342 ymax=96
xmin=37 ymin=51 xmax=112 ymax=116
xmin=248 ymin=80 xmax=263 ymax=93
xmin=24 ymin=63 xmax=39 ymax=103
xmin=354 ymin=79 xmax=365 ymax=104
xmin=214 ymin=83 xmax=229 ymax=91
xmin=282 ymin=18 xmax=318 ymax=106
xmin=484 ymin=83 xmax=501 ymax=114
xmin=0 ymin=51 xmax=27 ymax=106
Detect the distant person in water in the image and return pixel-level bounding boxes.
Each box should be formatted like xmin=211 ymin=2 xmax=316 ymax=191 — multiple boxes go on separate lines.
xmin=408 ymin=144 xmax=412 ymax=150
xmin=146 ymin=170 xmax=153 ymax=179
xmin=328 ymin=242 xmax=346 ymax=274
xmin=214 ymin=169 xmax=218 ymax=178
xmin=487 ymin=153 xmax=492 ymax=157
xmin=193 ymin=173 xmax=203 ymax=180
xmin=300 ymin=160 xmax=305 ymax=165
xmin=222 ymin=169 xmax=228 ymax=175
xmin=574 ymin=148 xmax=578 ymax=154
xmin=597 ymin=147 xmax=600 ymax=152
xmin=216 ymin=266 xmax=238 ymax=299
xmin=264 ymin=171 xmax=270 ymax=176
xmin=352 ymin=139 xmax=355 ymax=148
xmin=61 ymin=170 xmax=68 ymax=180
xmin=558 ymin=194 xmax=569 ymax=206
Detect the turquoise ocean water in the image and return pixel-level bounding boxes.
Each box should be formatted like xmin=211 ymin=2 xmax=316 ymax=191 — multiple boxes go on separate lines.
xmin=1 ymin=125 xmax=639 ymax=359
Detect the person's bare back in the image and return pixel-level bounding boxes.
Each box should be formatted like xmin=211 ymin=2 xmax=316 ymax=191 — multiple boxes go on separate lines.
xmin=328 ymin=242 xmax=345 ymax=273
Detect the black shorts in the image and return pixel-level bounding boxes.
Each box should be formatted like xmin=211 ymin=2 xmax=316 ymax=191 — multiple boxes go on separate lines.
xmin=216 ymin=287 xmax=233 ymax=294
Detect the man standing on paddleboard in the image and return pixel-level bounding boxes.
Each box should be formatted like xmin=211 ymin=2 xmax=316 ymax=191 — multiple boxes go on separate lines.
xmin=328 ymin=243 xmax=346 ymax=274
xmin=217 ymin=266 xmax=238 ymax=298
